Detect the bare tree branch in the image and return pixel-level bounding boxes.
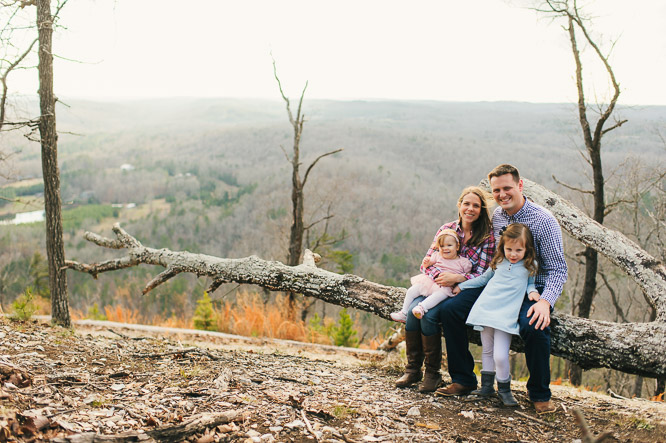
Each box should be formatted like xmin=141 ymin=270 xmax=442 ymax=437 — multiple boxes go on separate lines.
xmin=302 ymin=148 xmax=343 ymax=187
xmin=304 ymin=214 xmax=334 ymax=232
xmin=552 ymin=174 xmax=594 ymax=194
xmin=279 ymin=144 xmax=291 ymax=163
xmin=271 ymin=54 xmax=295 ymax=127
xmin=0 ymin=37 xmax=37 ymax=130
xmin=599 ymin=271 xmax=629 ymax=323
xmin=601 ymin=119 xmax=628 ymax=136
xmin=143 ymin=268 xmax=182 ymax=294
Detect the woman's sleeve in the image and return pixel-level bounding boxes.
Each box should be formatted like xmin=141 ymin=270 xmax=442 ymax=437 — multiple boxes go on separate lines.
xmin=462 ymin=258 xmax=473 ymax=274
xmin=466 ymin=233 xmax=496 ymax=279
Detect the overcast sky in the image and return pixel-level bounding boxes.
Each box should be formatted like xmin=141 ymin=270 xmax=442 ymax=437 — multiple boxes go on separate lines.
xmin=10 ymin=0 xmax=666 ymax=105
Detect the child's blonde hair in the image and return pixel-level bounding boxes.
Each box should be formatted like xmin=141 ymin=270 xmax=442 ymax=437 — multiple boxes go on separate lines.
xmin=436 ymin=229 xmax=461 ymax=254
xmin=490 ymin=223 xmax=538 ymax=276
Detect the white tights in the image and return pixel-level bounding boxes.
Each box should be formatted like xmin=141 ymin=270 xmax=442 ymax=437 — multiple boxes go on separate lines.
xmin=480 ymin=327 xmax=512 ymax=381
xmin=401 ymin=284 xmax=451 ymax=314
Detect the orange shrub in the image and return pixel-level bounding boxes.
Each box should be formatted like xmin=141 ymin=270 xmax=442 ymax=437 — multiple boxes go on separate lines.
xmin=77 ymin=291 xmax=368 ymax=348
xmin=104 ymin=305 xmax=143 ymax=324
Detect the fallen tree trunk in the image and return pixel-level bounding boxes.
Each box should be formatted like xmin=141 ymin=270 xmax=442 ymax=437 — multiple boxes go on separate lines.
xmin=66 ymin=223 xmax=665 ymax=378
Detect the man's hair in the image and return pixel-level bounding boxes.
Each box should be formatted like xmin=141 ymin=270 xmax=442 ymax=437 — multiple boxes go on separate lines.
xmin=488 ymin=164 xmax=520 ymax=183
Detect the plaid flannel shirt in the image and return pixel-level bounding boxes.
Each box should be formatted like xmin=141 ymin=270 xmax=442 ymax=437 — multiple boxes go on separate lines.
xmin=492 ymin=198 xmax=568 ymax=307
xmin=420 ymin=221 xmax=495 ymax=281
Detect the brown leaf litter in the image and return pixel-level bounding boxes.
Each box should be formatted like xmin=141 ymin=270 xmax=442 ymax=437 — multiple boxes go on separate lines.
xmin=1 ymin=318 xmax=664 ymax=442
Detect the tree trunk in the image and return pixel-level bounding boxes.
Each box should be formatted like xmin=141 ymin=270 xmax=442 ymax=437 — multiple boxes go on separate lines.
xmin=288 ymin=181 xmax=304 ymax=267
xmin=571 ymin=149 xmax=606 ymax=384
xmin=36 ymin=0 xmax=69 ymax=327
xmin=286 ymin=177 xmax=303 ymax=319
xmin=633 ymin=375 xmax=643 ymax=398
xmin=656 ymin=377 xmax=666 ymax=399
xmin=570 ymin=246 xmax=599 ymax=386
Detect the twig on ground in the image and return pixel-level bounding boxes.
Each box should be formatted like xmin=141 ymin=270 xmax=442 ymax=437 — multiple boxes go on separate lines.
xmin=132 ymin=348 xmax=219 ymax=361
xmin=572 ymin=408 xmax=615 ymax=443
xmin=301 ymin=409 xmax=319 ymax=441
xmin=514 ymin=410 xmax=557 ymax=429
xmin=607 ymin=389 xmax=628 ymax=400
xmin=108 ymin=328 xmax=130 ymax=339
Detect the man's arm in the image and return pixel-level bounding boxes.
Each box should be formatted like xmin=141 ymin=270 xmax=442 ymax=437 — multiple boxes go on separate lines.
xmin=536 ymin=215 xmax=568 ymax=307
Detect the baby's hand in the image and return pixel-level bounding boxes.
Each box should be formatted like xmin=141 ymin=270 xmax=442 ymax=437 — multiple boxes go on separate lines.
xmin=452 ymin=285 xmax=461 ymax=295
xmin=528 ymin=291 xmax=540 ymax=302
xmin=421 ymin=256 xmax=431 ymax=267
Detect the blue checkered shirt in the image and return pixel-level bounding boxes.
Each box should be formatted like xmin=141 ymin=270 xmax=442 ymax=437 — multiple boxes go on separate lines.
xmin=492 ymin=198 xmax=568 ymax=307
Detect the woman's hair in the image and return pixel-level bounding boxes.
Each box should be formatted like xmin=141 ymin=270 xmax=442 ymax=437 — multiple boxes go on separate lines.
xmin=436 ymin=228 xmax=461 ymax=254
xmin=457 ymin=186 xmax=493 ymax=248
xmin=490 ymin=223 xmax=538 ymax=275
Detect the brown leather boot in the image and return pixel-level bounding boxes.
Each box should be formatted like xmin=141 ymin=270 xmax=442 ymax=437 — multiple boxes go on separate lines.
xmin=418 ymin=333 xmax=443 ymax=393
xmin=395 ymin=330 xmax=424 ymax=387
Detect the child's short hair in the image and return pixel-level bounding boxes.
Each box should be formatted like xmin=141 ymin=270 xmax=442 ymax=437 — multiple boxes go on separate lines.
xmin=490 ymin=223 xmax=538 ymax=275
xmin=436 ymin=229 xmax=461 ymax=253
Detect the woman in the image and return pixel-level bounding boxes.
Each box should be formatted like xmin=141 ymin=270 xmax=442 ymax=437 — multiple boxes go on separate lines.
xmin=395 ymin=186 xmax=495 ymax=393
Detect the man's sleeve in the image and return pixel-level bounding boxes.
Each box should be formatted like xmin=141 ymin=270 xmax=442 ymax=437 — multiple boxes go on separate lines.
xmin=538 ymin=215 xmax=568 ymax=307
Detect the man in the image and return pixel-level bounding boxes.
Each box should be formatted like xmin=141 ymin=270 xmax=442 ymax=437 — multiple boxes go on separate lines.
xmin=433 ymin=164 xmax=567 ymax=414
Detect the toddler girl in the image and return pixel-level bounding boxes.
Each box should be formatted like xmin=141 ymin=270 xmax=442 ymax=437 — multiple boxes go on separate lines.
xmin=391 ymin=229 xmax=472 ymax=322
xmin=453 ymin=223 xmax=539 ymax=406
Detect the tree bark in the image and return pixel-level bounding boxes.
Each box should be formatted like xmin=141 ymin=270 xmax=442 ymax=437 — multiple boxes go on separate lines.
xmin=36 ymin=0 xmax=70 ymax=327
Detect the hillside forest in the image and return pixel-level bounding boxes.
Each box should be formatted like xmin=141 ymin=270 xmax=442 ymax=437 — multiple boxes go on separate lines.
xmin=1 ymin=98 xmax=665 ymax=399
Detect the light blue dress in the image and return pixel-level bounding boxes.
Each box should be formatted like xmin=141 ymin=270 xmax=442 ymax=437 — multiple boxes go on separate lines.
xmin=459 ymin=259 xmax=537 ymax=335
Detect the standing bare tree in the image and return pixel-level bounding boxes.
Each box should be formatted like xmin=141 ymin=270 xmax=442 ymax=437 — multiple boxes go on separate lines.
xmin=540 ymin=0 xmax=626 ymax=386
xmin=271 ymin=58 xmax=342 ymax=315
xmin=0 ymin=0 xmax=70 ymax=326
xmin=36 ymin=0 xmax=69 ymax=326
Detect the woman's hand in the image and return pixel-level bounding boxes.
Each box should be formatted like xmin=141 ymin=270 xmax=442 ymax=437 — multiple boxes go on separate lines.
xmin=435 ymin=272 xmax=466 ymax=287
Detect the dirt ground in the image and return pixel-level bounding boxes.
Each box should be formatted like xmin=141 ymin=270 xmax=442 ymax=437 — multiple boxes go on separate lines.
xmin=1 ymin=318 xmax=665 ymax=442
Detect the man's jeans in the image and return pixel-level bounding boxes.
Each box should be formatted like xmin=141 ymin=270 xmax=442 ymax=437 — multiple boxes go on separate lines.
xmin=518 ymin=297 xmax=552 ymax=402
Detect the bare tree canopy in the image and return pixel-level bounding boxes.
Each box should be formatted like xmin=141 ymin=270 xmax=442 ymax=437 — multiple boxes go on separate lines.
xmin=65 ymin=178 xmax=666 ymax=379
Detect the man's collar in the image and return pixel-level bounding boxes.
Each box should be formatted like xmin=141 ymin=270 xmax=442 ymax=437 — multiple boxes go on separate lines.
xmin=501 ymin=195 xmax=530 ymax=219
